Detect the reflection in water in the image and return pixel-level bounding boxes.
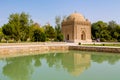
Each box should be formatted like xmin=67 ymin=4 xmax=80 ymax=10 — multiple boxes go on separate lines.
xmin=46 ymin=53 xmax=63 ymax=68
xmin=1 ymin=51 xmax=120 ymax=80
xmin=92 ymin=53 xmax=120 ymax=65
xmin=62 ymin=53 xmax=91 ymax=76
xmin=3 ymin=56 xmax=33 ymax=80
xmin=33 ymin=55 xmax=43 ymax=67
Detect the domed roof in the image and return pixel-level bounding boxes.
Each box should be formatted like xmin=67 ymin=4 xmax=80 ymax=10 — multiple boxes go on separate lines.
xmin=67 ymin=13 xmax=86 ymax=21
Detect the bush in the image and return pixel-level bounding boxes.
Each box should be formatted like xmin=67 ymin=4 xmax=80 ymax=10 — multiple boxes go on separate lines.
xmin=32 ymin=29 xmax=46 ymax=42
xmin=55 ymin=34 xmax=63 ymax=41
xmin=40 ymin=32 xmax=46 ymax=42
xmin=100 ymin=38 xmax=106 ymax=42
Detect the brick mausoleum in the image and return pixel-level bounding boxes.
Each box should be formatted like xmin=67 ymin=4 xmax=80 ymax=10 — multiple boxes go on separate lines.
xmin=62 ymin=12 xmax=92 ymax=43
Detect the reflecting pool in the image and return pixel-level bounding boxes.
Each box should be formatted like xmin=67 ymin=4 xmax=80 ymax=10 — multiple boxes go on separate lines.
xmin=0 ymin=51 xmax=120 ymax=80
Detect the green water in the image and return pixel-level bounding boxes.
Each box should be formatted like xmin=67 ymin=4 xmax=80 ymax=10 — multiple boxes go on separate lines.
xmin=0 ymin=51 xmax=120 ymax=80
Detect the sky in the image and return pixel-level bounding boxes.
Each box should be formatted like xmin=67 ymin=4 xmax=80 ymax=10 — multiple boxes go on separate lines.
xmin=0 ymin=0 xmax=120 ymax=26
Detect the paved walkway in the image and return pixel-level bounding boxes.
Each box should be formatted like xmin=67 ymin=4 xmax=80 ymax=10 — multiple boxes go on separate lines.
xmin=0 ymin=42 xmax=120 ymax=48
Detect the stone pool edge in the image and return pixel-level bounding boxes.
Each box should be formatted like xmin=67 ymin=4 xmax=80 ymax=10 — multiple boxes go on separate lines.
xmin=0 ymin=45 xmax=120 ymax=58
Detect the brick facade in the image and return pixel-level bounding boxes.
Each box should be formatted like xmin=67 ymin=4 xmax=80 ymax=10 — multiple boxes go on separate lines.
xmin=62 ymin=13 xmax=92 ymax=43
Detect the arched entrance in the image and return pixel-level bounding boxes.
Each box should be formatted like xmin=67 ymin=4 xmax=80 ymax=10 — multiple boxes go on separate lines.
xmin=81 ymin=31 xmax=86 ymax=40
xmin=67 ymin=34 xmax=69 ymax=40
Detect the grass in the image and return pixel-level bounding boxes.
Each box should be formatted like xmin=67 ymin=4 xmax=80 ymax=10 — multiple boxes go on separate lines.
xmin=82 ymin=43 xmax=120 ymax=47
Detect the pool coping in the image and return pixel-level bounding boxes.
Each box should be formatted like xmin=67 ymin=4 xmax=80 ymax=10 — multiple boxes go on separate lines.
xmin=0 ymin=43 xmax=120 ymax=58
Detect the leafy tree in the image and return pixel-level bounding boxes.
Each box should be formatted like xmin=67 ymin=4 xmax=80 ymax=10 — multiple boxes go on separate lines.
xmin=0 ymin=28 xmax=3 ymax=42
xmin=108 ymin=20 xmax=120 ymax=41
xmin=19 ymin=13 xmax=30 ymax=41
xmin=44 ymin=25 xmax=55 ymax=40
xmin=54 ymin=16 xmax=63 ymax=41
xmin=116 ymin=25 xmax=120 ymax=41
xmin=100 ymin=30 xmax=111 ymax=41
xmin=32 ymin=28 xmax=46 ymax=42
xmin=29 ymin=23 xmax=41 ymax=41
xmin=55 ymin=33 xmax=63 ymax=41
xmin=8 ymin=13 xmax=21 ymax=41
xmin=2 ymin=24 xmax=13 ymax=36
xmin=108 ymin=20 xmax=117 ymax=30
xmin=92 ymin=20 xmax=120 ymax=42
xmin=2 ymin=12 xmax=32 ymax=42
xmin=2 ymin=24 xmax=13 ymax=42
xmin=92 ymin=21 xmax=110 ymax=41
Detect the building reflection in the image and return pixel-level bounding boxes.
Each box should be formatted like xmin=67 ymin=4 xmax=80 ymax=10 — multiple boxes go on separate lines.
xmin=1 ymin=52 xmax=91 ymax=80
xmin=62 ymin=53 xmax=91 ymax=76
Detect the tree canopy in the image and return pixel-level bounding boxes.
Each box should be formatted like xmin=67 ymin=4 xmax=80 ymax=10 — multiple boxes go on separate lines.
xmin=92 ymin=20 xmax=120 ymax=42
xmin=2 ymin=12 xmax=32 ymax=42
xmin=54 ymin=16 xmax=63 ymax=41
xmin=1 ymin=12 xmax=120 ymax=42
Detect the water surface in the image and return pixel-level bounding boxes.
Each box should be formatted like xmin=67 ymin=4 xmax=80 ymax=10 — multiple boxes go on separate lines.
xmin=0 ymin=51 xmax=120 ymax=80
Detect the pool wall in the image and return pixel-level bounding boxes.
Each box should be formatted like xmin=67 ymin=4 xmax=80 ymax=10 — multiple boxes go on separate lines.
xmin=0 ymin=45 xmax=120 ymax=57
xmin=69 ymin=46 xmax=120 ymax=53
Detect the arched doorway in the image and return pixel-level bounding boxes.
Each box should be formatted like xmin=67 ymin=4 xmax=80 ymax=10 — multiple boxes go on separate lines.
xmin=67 ymin=34 xmax=69 ymax=40
xmin=81 ymin=31 xmax=86 ymax=40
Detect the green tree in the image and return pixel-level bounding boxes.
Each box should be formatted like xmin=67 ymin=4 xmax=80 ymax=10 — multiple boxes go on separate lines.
xmin=55 ymin=16 xmax=61 ymax=34
xmin=8 ymin=13 xmax=21 ymax=41
xmin=0 ymin=28 xmax=3 ymax=42
xmin=100 ymin=30 xmax=111 ymax=41
xmin=2 ymin=12 xmax=32 ymax=42
xmin=29 ymin=23 xmax=41 ymax=41
xmin=116 ymin=25 xmax=120 ymax=41
xmin=19 ymin=12 xmax=31 ymax=41
xmin=2 ymin=24 xmax=13 ymax=36
xmin=54 ymin=16 xmax=63 ymax=41
xmin=92 ymin=21 xmax=110 ymax=41
xmin=55 ymin=33 xmax=63 ymax=41
xmin=44 ymin=25 xmax=55 ymax=40
xmin=92 ymin=20 xmax=120 ymax=42
xmin=32 ymin=28 xmax=46 ymax=42
xmin=2 ymin=23 xmax=13 ymax=42
xmin=108 ymin=20 xmax=120 ymax=41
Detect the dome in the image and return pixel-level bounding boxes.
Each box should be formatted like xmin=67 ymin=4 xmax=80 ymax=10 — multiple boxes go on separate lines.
xmin=67 ymin=13 xmax=86 ymax=21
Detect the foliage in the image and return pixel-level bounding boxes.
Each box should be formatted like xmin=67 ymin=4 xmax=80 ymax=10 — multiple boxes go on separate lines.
xmin=54 ymin=33 xmax=63 ymax=41
xmin=92 ymin=20 xmax=120 ymax=42
xmin=1 ymin=12 xmax=64 ymax=42
xmin=29 ymin=23 xmax=41 ymax=41
xmin=108 ymin=21 xmax=120 ymax=41
xmin=54 ymin=16 xmax=63 ymax=41
xmin=44 ymin=25 xmax=56 ymax=40
xmin=92 ymin=54 xmax=120 ymax=64
xmin=32 ymin=28 xmax=46 ymax=42
xmin=2 ymin=12 xmax=32 ymax=42
xmin=2 ymin=24 xmax=13 ymax=42
xmin=2 ymin=12 xmax=120 ymax=43
xmin=0 ymin=27 xmax=3 ymax=42
xmin=92 ymin=21 xmax=108 ymax=39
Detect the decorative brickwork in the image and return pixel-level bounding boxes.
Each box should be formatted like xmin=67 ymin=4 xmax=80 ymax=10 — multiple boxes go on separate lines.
xmin=62 ymin=12 xmax=92 ymax=43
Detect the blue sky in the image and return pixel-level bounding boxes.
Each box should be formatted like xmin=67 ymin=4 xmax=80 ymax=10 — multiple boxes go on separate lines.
xmin=0 ymin=0 xmax=120 ymax=26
